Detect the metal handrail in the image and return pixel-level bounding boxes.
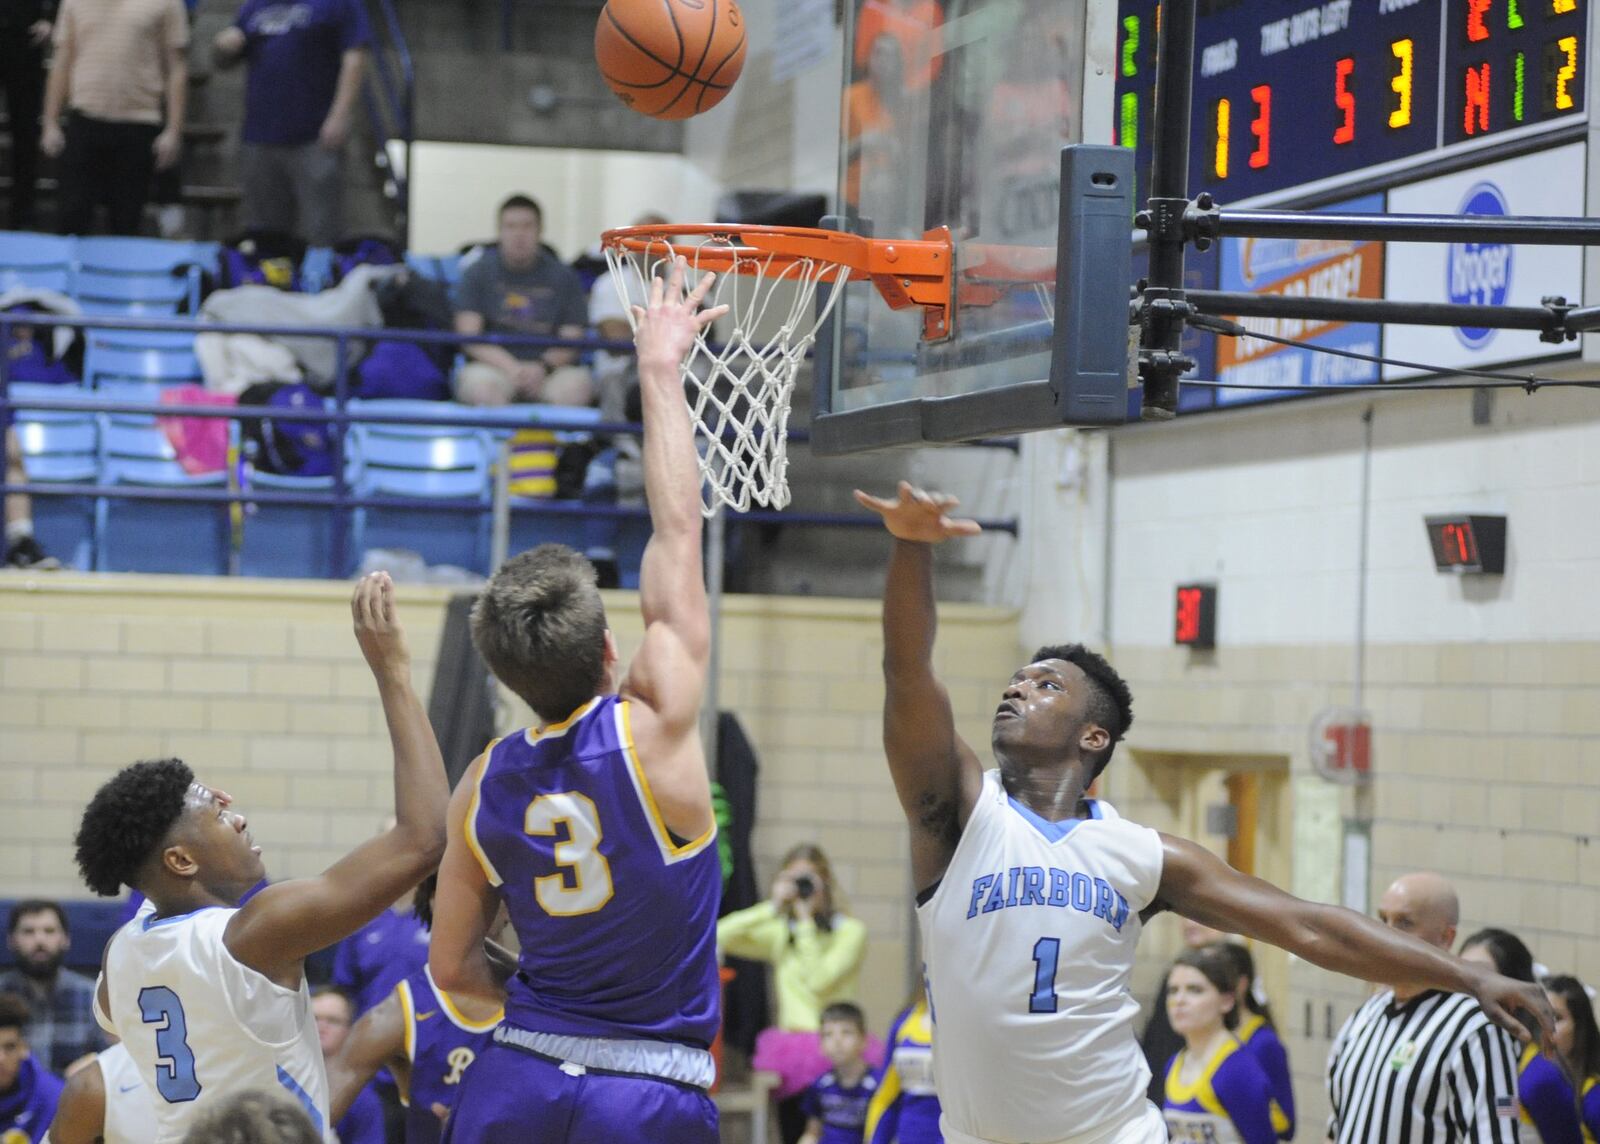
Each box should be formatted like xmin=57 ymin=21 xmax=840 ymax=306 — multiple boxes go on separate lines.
xmin=1 ymin=312 xmax=1023 ymax=577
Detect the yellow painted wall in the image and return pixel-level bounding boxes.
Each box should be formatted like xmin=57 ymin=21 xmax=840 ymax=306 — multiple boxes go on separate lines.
xmin=0 ymin=574 xmax=1020 ymax=1037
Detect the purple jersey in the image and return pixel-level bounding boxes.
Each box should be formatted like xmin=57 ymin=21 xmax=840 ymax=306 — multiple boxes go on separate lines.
xmin=466 ymin=696 xmax=722 ymax=1046
xmin=334 ymin=907 xmax=431 ymax=1017
xmin=397 ymin=966 xmax=501 ymax=1144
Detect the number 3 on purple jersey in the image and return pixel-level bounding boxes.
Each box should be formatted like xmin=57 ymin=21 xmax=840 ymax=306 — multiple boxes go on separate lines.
xmin=526 ymin=791 xmax=615 ymax=916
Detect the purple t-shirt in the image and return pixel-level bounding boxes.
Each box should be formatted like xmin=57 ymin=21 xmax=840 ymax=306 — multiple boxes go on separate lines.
xmin=235 ymin=0 xmax=370 ymax=146
xmin=0 ymin=1058 xmax=64 ymax=1143
xmin=332 ymin=907 xmax=430 ymax=1017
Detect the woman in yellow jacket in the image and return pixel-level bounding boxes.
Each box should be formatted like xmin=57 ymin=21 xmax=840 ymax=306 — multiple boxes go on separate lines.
xmin=718 ymin=843 xmax=876 ymax=1144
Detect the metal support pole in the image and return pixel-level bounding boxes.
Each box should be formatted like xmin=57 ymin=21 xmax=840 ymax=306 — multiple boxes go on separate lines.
xmin=1188 ymin=290 xmax=1563 ymax=334
xmin=1138 ymin=0 xmax=1198 ymax=420
xmin=700 ymin=505 xmax=726 ymax=779
xmin=490 ymin=437 xmax=511 ymax=572
xmin=330 ymin=334 xmax=350 ymax=578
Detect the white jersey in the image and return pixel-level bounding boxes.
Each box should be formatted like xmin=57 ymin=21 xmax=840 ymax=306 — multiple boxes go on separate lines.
xmin=918 ymin=770 xmax=1165 ymax=1144
xmin=97 ymin=1042 xmax=154 ymax=1144
xmin=99 ymin=906 xmax=329 ymax=1144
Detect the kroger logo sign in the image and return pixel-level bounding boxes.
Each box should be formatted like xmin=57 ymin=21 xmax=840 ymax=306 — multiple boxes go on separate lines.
xmin=1447 ymin=182 xmax=1512 ymax=350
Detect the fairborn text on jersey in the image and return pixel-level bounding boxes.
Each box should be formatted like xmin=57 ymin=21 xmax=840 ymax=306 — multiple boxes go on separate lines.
xmin=965 ymin=866 xmax=1133 ymax=932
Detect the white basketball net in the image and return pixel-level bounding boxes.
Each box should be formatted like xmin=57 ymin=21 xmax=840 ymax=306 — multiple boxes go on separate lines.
xmin=605 ymin=235 xmax=852 ymax=515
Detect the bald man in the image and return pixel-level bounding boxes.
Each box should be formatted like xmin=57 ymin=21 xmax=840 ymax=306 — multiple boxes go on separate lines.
xmin=1325 ymin=873 xmax=1520 ymax=1144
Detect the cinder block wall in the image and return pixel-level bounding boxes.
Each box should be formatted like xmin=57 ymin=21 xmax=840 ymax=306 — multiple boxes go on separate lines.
xmin=0 ymin=575 xmax=1020 ymax=1037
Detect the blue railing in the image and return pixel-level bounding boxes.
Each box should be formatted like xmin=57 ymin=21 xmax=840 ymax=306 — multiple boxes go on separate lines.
xmin=1 ymin=313 xmax=1020 ymax=580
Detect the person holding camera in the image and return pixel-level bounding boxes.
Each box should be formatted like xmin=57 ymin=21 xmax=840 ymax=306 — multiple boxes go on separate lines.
xmin=718 ymin=843 xmax=875 ymax=1144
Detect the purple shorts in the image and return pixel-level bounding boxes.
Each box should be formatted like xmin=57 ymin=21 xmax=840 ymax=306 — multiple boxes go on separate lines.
xmin=440 ymin=1040 xmax=718 ymax=1144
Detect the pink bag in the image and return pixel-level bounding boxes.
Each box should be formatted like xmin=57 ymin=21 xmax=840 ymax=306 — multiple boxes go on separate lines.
xmin=158 ymin=386 xmax=236 ymax=475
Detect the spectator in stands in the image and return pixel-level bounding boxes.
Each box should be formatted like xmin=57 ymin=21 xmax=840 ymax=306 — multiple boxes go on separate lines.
xmin=179 ymin=1090 xmax=322 ymax=1144
xmin=452 ymin=195 xmax=592 ymax=407
xmin=328 ymin=820 xmax=428 ymax=1138
xmin=0 ymin=902 xmax=104 ymax=1075
xmin=39 ymin=0 xmax=187 ymax=236
xmin=1139 ymin=917 xmax=1226 ymax=1104
xmin=0 ymin=0 xmax=54 ymax=229
xmin=588 ymin=211 xmax=666 ymax=417
xmin=5 ymin=431 xmax=60 ymax=569
xmin=0 ymin=993 xmax=62 ymax=1143
xmin=308 ymin=986 xmax=383 ymax=1144
xmin=717 ymin=843 xmax=874 ymax=1144
xmin=798 ymin=1002 xmax=879 ymax=1144
xmin=852 ymin=0 xmax=943 ymax=91
xmin=1544 ymin=975 xmax=1600 ymax=1142
xmin=211 ymin=0 xmax=369 ymax=248
xmin=1459 ymin=927 xmax=1581 ymax=1144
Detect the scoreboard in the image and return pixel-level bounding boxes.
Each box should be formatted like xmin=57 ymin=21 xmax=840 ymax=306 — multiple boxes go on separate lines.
xmin=1115 ymin=0 xmax=1588 ymax=203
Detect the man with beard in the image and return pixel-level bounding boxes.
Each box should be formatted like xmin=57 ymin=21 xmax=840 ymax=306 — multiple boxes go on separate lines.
xmin=0 ymin=903 xmax=105 ymax=1075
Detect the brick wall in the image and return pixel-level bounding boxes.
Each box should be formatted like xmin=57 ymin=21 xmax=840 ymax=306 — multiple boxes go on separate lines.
xmin=0 ymin=574 xmax=1021 ymax=1037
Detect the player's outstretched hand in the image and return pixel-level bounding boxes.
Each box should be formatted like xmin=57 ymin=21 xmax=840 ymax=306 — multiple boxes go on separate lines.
xmin=854 ymin=481 xmax=982 ymax=544
xmin=631 ymin=255 xmax=730 ymax=376
xmin=351 ymin=571 xmax=410 ymax=684
xmin=1470 ymin=967 xmax=1557 ymax=1046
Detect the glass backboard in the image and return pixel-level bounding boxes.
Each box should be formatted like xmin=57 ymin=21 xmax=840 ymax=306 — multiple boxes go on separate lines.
xmin=814 ymin=0 xmax=1126 ymax=453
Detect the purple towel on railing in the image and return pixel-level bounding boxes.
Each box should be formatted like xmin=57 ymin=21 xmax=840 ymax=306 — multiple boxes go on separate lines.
xmin=159 ymin=386 xmax=236 ymax=475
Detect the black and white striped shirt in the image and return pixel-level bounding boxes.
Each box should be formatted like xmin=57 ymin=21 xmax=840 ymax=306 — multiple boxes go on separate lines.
xmin=1326 ymin=989 xmax=1521 ymax=1144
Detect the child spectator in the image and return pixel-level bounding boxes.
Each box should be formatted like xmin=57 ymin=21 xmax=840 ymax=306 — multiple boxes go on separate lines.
xmin=0 ymin=993 xmax=63 ymax=1143
xmin=800 ymin=1003 xmax=879 ymax=1144
xmin=864 ymin=985 xmax=940 ymax=1144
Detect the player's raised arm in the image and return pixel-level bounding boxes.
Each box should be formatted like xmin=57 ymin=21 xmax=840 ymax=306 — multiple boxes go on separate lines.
xmin=1157 ymin=834 xmax=1556 ymax=1045
xmin=428 ymin=753 xmax=504 ymax=1003
xmin=226 ymin=573 xmax=449 ymax=981
xmin=327 ymin=991 xmax=409 ymax=1124
xmin=854 ymin=483 xmax=985 ymax=891
xmin=619 ymin=256 xmax=727 ymax=840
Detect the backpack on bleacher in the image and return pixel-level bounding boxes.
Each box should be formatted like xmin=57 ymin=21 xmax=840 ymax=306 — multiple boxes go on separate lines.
xmin=238 ymin=381 xmax=334 ymax=477
xmin=216 ymin=230 xmax=308 ymax=292
xmin=3 ymin=302 xmax=81 ymax=383
xmin=329 ymin=234 xmax=405 ymax=285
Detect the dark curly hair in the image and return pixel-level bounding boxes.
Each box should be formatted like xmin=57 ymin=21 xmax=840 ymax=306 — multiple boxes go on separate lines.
xmin=1031 ymin=644 xmax=1135 ymax=778
xmin=75 ymin=758 xmax=195 ymax=897
xmin=0 ymin=992 xmax=31 ymax=1034
xmin=412 ymin=872 xmax=437 ymax=931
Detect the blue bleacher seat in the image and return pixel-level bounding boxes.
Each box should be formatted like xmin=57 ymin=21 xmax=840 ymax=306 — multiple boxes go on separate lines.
xmin=0 ymin=231 xmax=75 ymax=294
xmin=97 ymin=416 xmax=230 ymax=574
xmin=75 ymin=237 xmax=208 ymax=314
xmin=8 ymin=383 xmax=99 ymax=569
xmin=240 ymin=470 xmax=343 ymax=580
xmin=85 ymin=330 xmax=202 ymax=390
xmin=349 ymin=416 xmax=492 ymax=573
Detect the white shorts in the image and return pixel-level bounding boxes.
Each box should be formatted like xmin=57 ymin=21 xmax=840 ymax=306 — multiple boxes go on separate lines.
xmin=940 ymin=1101 xmax=1168 ymax=1144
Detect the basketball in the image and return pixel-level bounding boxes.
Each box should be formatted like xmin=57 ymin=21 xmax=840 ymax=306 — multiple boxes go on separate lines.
xmin=594 ymin=0 xmax=747 ymax=120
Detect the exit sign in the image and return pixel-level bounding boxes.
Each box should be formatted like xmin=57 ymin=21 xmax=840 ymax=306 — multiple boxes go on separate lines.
xmin=1174 ymin=584 xmax=1217 ymax=649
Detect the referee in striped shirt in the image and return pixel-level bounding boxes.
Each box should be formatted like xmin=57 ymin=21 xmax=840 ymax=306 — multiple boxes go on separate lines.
xmin=1327 ymin=872 xmax=1522 ymax=1143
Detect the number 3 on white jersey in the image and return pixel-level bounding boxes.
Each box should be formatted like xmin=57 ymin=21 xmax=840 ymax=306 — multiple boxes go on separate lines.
xmin=525 ymin=792 xmax=615 ymax=916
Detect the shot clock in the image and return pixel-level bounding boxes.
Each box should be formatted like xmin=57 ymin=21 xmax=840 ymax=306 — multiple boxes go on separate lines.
xmin=1115 ymin=0 xmax=1586 ymax=203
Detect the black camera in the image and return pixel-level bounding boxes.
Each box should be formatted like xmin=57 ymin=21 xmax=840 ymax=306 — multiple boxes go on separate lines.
xmin=793 ymin=874 xmax=817 ymax=900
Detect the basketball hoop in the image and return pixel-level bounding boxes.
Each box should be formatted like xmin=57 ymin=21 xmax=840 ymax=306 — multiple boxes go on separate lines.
xmin=601 ymin=224 xmax=955 ymax=515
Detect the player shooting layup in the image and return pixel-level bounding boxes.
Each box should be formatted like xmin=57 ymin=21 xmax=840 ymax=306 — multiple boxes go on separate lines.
xmin=71 ymin=575 xmax=449 ymax=1142
xmin=428 ymin=257 xmax=727 ymax=1143
xmin=853 ymin=483 xmax=1554 ymax=1144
